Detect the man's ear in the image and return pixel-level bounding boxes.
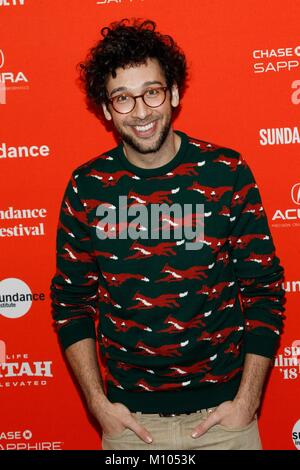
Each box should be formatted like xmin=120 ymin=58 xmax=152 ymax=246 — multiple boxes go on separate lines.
xmin=102 ymin=102 xmax=112 ymax=121
xmin=170 ymin=83 xmax=180 ymax=108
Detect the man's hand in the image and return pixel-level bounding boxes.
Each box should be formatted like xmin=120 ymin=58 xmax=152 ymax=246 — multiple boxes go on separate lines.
xmin=88 ymin=395 xmax=153 ymax=444
xmin=191 ymin=399 xmax=256 ymax=438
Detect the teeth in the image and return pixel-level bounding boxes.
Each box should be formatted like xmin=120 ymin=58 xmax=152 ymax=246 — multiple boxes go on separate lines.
xmin=135 ymin=122 xmax=154 ymax=132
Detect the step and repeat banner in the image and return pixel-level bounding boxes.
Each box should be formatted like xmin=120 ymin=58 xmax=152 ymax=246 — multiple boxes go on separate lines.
xmin=0 ymin=0 xmax=299 ymax=451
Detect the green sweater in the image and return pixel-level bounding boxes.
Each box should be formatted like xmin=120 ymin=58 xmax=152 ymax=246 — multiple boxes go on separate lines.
xmin=50 ymin=130 xmax=286 ymax=413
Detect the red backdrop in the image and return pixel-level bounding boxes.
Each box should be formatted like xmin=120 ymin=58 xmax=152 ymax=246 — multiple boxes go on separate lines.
xmin=0 ymin=0 xmax=299 ymax=451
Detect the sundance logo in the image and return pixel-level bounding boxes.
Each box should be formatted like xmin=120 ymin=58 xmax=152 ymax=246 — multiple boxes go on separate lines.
xmin=274 ymin=342 xmax=300 ymax=380
xmin=0 ymin=142 xmax=50 ymax=159
xmin=292 ymin=420 xmax=300 ymax=450
xmin=0 ymin=278 xmax=45 ymax=319
xmin=259 ymin=126 xmax=300 ymax=146
xmin=283 ymin=280 xmax=300 ymax=293
xmin=0 ymin=206 xmax=47 ymax=238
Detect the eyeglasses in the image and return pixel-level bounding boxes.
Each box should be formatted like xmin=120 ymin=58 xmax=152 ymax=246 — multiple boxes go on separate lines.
xmin=107 ymin=86 xmax=169 ymax=114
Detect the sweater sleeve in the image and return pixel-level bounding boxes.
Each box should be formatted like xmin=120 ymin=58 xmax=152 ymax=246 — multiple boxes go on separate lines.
xmin=228 ymin=154 xmax=286 ymax=359
xmin=50 ymin=172 xmax=100 ymax=350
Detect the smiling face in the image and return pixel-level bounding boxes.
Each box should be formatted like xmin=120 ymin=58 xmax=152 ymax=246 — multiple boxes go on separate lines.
xmin=102 ymin=58 xmax=179 ymax=155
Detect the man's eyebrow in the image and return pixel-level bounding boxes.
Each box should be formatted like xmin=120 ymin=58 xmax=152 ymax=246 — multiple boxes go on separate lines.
xmin=110 ymin=86 xmax=127 ymax=96
xmin=110 ymin=81 xmax=164 ymax=96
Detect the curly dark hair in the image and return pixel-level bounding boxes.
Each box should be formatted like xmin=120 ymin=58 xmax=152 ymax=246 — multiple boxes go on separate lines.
xmin=78 ymin=18 xmax=187 ymax=110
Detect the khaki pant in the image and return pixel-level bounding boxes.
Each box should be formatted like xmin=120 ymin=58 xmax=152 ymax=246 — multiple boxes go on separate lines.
xmin=101 ymin=407 xmax=263 ymax=450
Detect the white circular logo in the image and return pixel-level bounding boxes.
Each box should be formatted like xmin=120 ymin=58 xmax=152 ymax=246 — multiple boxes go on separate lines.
xmin=0 ymin=49 xmax=4 ymax=69
xmin=292 ymin=419 xmax=300 ymax=450
xmin=22 ymin=430 xmax=32 ymax=440
xmin=0 ymin=278 xmax=32 ymax=319
xmin=294 ymin=46 xmax=300 ymax=57
xmin=291 ymin=183 xmax=300 ymax=205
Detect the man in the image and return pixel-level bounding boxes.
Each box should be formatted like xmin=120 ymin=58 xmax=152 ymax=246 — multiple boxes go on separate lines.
xmin=50 ymin=19 xmax=286 ymax=450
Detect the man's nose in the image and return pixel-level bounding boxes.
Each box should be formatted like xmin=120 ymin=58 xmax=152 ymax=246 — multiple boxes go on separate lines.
xmin=131 ymin=96 xmax=151 ymax=120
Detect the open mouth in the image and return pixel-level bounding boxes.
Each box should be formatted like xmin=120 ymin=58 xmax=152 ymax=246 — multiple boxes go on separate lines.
xmin=135 ymin=122 xmax=154 ymax=132
xmin=131 ymin=120 xmax=157 ymax=138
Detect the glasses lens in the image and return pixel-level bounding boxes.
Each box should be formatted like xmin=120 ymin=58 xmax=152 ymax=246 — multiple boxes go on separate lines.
xmin=110 ymin=87 xmax=167 ymax=114
xmin=144 ymin=88 xmax=166 ymax=107
xmin=112 ymin=94 xmax=135 ymax=113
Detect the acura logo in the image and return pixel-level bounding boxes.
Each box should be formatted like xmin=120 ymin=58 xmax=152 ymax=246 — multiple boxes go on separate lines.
xmin=0 ymin=49 xmax=4 ymax=69
xmin=291 ymin=183 xmax=300 ymax=205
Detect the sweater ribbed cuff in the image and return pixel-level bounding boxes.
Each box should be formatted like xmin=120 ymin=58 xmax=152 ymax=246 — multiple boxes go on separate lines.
xmin=58 ymin=317 xmax=96 ymax=350
xmin=244 ymin=332 xmax=279 ymax=359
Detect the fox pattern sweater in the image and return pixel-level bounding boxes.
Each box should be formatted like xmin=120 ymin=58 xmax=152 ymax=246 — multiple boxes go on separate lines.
xmin=50 ymin=130 xmax=286 ymax=413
